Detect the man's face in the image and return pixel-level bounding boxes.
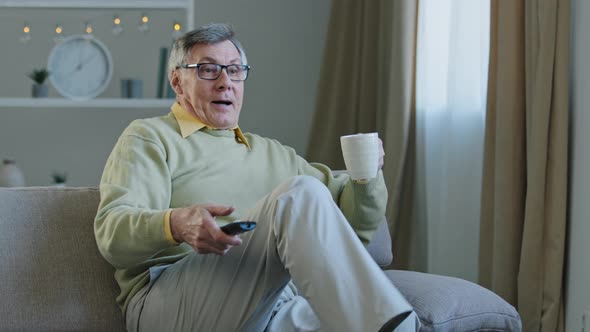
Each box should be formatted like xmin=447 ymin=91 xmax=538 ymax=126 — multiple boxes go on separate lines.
xmin=172 ymin=40 xmax=244 ymax=129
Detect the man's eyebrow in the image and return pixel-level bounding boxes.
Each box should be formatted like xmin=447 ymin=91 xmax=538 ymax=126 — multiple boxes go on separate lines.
xmin=198 ymin=56 xmax=242 ymax=64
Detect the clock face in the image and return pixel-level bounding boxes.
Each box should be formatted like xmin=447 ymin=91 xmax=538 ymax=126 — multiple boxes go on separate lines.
xmin=48 ymin=35 xmax=113 ymax=100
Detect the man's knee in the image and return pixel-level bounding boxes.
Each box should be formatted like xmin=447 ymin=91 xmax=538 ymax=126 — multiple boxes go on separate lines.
xmin=284 ymin=175 xmax=332 ymax=200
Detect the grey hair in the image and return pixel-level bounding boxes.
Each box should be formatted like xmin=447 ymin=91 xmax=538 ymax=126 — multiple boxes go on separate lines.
xmin=168 ymin=23 xmax=247 ymax=80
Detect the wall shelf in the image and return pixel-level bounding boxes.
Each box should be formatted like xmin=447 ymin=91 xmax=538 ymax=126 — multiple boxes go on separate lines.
xmin=0 ymin=0 xmax=189 ymax=9
xmin=0 ymin=0 xmax=194 ymax=29
xmin=0 ymin=0 xmax=192 ymax=110
xmin=0 ymin=98 xmax=175 ymax=109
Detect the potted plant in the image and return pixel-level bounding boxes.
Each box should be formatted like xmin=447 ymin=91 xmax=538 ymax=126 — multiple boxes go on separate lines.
xmin=27 ymin=68 xmax=50 ymax=98
xmin=51 ymin=171 xmax=67 ymax=187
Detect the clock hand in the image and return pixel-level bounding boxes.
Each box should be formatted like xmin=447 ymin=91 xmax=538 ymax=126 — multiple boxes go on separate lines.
xmin=76 ymin=44 xmax=86 ymax=71
xmin=65 ymin=53 xmax=98 ymax=75
xmin=77 ymin=53 xmax=98 ymax=69
xmin=75 ymin=40 xmax=94 ymax=71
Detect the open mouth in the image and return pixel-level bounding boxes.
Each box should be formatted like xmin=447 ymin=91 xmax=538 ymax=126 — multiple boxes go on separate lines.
xmin=212 ymin=100 xmax=232 ymax=106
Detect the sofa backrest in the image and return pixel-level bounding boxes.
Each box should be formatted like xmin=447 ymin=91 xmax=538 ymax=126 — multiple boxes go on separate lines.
xmin=0 ymin=187 xmax=125 ymax=331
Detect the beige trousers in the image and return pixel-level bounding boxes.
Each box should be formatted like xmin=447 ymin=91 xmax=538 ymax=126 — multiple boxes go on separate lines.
xmin=127 ymin=176 xmax=417 ymax=332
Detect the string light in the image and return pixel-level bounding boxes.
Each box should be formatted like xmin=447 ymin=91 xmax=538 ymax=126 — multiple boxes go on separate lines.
xmin=112 ymin=15 xmax=123 ymax=35
xmin=172 ymin=21 xmax=183 ymax=39
xmin=54 ymin=24 xmax=64 ymax=43
xmin=20 ymin=22 xmax=31 ymax=43
xmin=138 ymin=13 xmax=149 ymax=32
xmin=17 ymin=14 xmax=186 ymax=42
xmin=84 ymin=22 xmax=93 ymax=35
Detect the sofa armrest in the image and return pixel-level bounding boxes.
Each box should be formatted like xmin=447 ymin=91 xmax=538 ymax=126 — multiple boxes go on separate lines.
xmin=331 ymin=170 xmax=393 ymax=267
xmin=366 ymin=216 xmax=393 ymax=268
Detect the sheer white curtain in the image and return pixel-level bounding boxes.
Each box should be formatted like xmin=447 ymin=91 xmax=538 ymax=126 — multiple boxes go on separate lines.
xmin=414 ymin=0 xmax=490 ymax=282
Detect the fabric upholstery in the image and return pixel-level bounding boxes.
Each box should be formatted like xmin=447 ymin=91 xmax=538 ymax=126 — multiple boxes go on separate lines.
xmin=0 ymin=187 xmax=125 ymax=331
xmin=386 ymin=270 xmax=522 ymax=331
xmin=0 ymin=187 xmax=520 ymax=331
xmin=366 ymin=216 xmax=393 ymax=267
xmin=0 ymin=187 xmax=391 ymax=331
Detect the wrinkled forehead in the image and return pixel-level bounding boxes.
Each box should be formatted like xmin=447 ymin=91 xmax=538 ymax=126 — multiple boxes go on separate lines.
xmin=187 ymin=40 xmax=242 ymax=64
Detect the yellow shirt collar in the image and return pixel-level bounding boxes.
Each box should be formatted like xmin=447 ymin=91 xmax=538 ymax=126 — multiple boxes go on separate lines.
xmin=171 ymin=102 xmax=251 ymax=151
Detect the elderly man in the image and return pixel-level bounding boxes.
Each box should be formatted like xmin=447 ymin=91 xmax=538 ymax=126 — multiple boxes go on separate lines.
xmin=94 ymin=23 xmax=418 ymax=332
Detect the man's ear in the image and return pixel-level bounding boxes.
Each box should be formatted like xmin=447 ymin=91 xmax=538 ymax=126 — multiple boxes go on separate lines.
xmin=170 ymin=70 xmax=183 ymax=96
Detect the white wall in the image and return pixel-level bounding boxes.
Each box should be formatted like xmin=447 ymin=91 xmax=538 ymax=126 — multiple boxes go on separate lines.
xmin=0 ymin=1 xmax=332 ymax=186
xmin=192 ymin=0 xmax=332 ymax=156
xmin=0 ymin=8 xmax=185 ymax=99
xmin=566 ymin=0 xmax=590 ymax=330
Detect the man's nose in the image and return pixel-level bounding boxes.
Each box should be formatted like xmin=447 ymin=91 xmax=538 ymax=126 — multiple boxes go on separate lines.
xmin=215 ymin=69 xmax=232 ymax=90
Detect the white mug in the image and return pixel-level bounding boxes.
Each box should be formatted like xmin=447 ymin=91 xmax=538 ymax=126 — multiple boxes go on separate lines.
xmin=340 ymin=132 xmax=379 ymax=181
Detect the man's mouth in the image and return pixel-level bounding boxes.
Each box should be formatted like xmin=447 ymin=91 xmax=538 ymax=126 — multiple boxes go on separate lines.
xmin=212 ymin=100 xmax=232 ymax=106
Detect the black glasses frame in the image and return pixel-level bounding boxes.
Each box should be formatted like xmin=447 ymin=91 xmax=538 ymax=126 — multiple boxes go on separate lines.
xmin=176 ymin=63 xmax=251 ymax=81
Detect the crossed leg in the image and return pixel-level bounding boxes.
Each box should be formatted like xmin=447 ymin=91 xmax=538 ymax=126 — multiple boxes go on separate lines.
xmin=127 ymin=176 xmax=416 ymax=332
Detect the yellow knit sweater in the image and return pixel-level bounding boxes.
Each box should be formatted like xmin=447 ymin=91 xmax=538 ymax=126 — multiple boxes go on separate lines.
xmin=94 ymin=111 xmax=387 ymax=314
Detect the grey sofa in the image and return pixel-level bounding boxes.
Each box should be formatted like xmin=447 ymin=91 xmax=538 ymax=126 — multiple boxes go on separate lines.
xmin=0 ymin=187 xmax=522 ymax=331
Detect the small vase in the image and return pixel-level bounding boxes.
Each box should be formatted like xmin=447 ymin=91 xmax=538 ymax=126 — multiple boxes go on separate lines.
xmin=0 ymin=159 xmax=26 ymax=187
xmin=32 ymin=83 xmax=48 ymax=98
xmin=121 ymin=79 xmax=143 ymax=99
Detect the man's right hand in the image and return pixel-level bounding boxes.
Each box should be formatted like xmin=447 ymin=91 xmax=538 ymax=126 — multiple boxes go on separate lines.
xmin=170 ymin=204 xmax=242 ymax=255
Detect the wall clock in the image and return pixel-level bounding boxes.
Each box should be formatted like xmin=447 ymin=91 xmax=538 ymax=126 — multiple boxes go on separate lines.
xmin=47 ymin=35 xmax=113 ymax=100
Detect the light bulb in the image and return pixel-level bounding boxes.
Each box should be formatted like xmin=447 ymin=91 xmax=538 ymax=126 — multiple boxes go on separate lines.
xmin=20 ymin=23 xmax=31 ymax=43
xmin=53 ymin=24 xmax=65 ymax=43
xmin=172 ymin=22 xmax=183 ymax=38
xmin=112 ymin=15 xmax=123 ymax=35
xmin=138 ymin=13 xmax=149 ymax=32
xmin=85 ymin=23 xmax=93 ymax=35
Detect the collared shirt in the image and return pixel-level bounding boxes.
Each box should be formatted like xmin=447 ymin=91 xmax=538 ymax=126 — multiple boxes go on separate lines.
xmin=164 ymin=102 xmax=251 ymax=244
xmin=171 ymin=102 xmax=251 ymax=150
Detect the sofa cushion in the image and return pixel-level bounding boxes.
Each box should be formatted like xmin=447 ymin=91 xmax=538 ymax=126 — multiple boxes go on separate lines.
xmin=386 ymin=270 xmax=522 ymax=331
xmin=0 ymin=187 xmax=125 ymax=332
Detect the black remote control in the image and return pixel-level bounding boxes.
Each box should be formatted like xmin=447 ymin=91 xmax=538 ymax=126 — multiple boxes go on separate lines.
xmin=220 ymin=221 xmax=257 ymax=235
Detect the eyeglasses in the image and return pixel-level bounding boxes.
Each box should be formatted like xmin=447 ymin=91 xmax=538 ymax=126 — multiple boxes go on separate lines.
xmin=176 ymin=63 xmax=251 ymax=81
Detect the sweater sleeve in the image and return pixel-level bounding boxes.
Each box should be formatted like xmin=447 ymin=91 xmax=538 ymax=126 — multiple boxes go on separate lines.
xmin=296 ymin=158 xmax=388 ymax=244
xmin=94 ymin=128 xmax=174 ymax=269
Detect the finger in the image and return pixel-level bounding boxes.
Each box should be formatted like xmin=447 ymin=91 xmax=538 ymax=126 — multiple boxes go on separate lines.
xmin=212 ymin=229 xmax=243 ymax=247
xmin=378 ymin=139 xmax=385 ymax=169
xmin=201 ymin=220 xmax=243 ymax=247
xmin=194 ymin=242 xmax=229 ymax=256
xmin=204 ymin=205 xmax=235 ymax=217
xmin=203 ymin=234 xmax=242 ymax=253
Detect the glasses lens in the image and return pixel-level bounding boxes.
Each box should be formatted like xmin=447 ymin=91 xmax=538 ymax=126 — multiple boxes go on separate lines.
xmin=195 ymin=64 xmax=249 ymax=81
xmin=227 ymin=65 xmax=248 ymax=81
xmin=198 ymin=64 xmax=221 ymax=79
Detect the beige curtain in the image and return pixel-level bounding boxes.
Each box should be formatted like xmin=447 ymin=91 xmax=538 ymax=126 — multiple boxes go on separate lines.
xmin=479 ymin=0 xmax=569 ymax=331
xmin=307 ymin=0 xmax=419 ymax=270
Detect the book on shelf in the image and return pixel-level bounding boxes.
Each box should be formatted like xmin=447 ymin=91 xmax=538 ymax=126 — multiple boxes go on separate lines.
xmin=156 ymin=45 xmax=177 ymax=100
xmin=156 ymin=47 xmax=168 ymax=99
